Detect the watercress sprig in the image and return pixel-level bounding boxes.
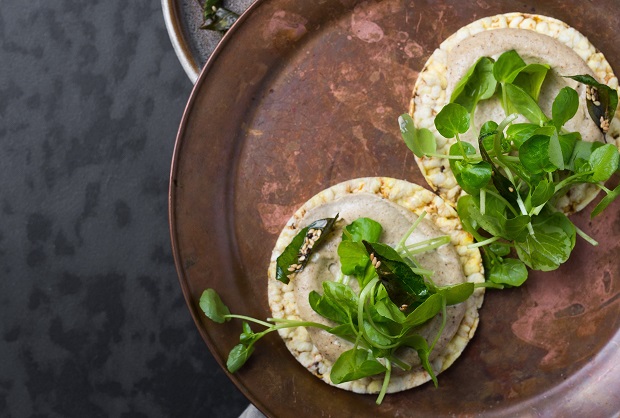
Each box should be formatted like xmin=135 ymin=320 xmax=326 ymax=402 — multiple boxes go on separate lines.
xmin=401 ymin=49 xmax=619 ymax=285
xmin=201 ymin=215 xmax=476 ymax=404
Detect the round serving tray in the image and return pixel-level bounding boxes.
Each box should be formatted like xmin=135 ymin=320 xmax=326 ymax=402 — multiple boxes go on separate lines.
xmin=169 ymin=1 xmax=620 ymax=416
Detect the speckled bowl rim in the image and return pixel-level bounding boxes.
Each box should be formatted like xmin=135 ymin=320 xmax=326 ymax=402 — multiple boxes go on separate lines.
xmin=161 ymin=0 xmax=201 ymax=83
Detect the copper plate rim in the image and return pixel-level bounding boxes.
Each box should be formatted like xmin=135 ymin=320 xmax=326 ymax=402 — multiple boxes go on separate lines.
xmin=167 ymin=0 xmax=266 ymax=409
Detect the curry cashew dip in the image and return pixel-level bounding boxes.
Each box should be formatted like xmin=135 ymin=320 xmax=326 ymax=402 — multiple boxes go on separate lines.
xmin=267 ymin=177 xmax=484 ymax=394
xmin=410 ymin=12 xmax=620 ymax=212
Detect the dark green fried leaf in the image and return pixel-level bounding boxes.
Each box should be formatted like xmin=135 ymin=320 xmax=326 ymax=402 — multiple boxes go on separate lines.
xmin=276 ymin=216 xmax=338 ymax=284
xmin=363 ymin=241 xmax=429 ymax=312
xmin=566 ymin=74 xmax=618 ymax=137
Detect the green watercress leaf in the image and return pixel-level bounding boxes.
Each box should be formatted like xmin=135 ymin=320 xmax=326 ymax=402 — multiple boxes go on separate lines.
xmin=548 ymin=130 xmax=565 ymax=170
xmin=437 ymin=282 xmax=475 ymax=305
xmin=399 ymin=114 xmax=437 ymax=157
xmin=227 ymin=343 xmax=254 ymax=373
xmin=530 ymin=178 xmax=556 ymax=207
xmin=375 ymin=299 xmax=406 ymax=324
xmin=551 ymin=86 xmax=579 ymax=130
xmin=515 ymin=212 xmax=575 ymax=271
xmin=493 ymin=50 xmax=526 ymax=83
xmin=435 ymin=103 xmax=470 ymax=138
xmin=567 ymin=140 xmax=604 ymax=171
xmin=506 ymin=123 xmax=539 ymax=149
xmin=519 ymin=134 xmax=558 ymax=174
xmin=505 ymin=83 xmax=548 ymax=125
xmin=451 ymin=56 xmax=497 ymax=113
xmin=401 ymin=293 xmax=443 ymax=330
xmin=513 ymin=63 xmax=550 ymax=101
xmin=309 ymin=290 xmax=350 ymax=324
xmin=489 ymin=258 xmax=528 ymax=287
xmin=589 ymin=143 xmax=619 ymax=182
xmin=459 ymin=161 xmax=493 ymax=194
xmin=399 ymin=335 xmax=437 ymax=386
xmin=343 ymin=217 xmax=383 ymax=243
xmin=239 ymin=322 xmax=256 ymax=345
xmin=199 ymin=289 xmax=231 ymax=324
xmin=591 ymin=183 xmax=620 ymax=217
xmin=330 ymin=348 xmax=387 ymax=384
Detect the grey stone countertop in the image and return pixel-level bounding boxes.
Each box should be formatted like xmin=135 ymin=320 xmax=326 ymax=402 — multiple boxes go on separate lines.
xmin=0 ymin=1 xmax=249 ymax=416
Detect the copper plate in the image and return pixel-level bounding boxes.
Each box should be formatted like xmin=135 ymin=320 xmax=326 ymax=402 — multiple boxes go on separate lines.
xmin=169 ymin=1 xmax=620 ymax=416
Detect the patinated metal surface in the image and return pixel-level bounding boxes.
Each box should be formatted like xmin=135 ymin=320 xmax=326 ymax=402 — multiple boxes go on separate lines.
xmin=169 ymin=1 xmax=620 ymax=416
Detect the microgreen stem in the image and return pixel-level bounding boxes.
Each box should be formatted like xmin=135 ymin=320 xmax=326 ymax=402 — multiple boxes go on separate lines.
xmin=411 ymin=267 xmax=435 ymax=277
xmin=468 ymin=236 xmax=500 ymax=249
xmin=397 ymin=211 xmax=427 ymax=250
xmin=357 ymin=278 xmax=380 ymax=341
xmin=480 ymin=188 xmax=486 ymax=215
xmin=225 ymin=315 xmax=273 ymax=328
xmin=455 ymin=133 xmax=469 ymax=162
xmin=575 ymin=225 xmax=598 ymax=246
xmin=475 ymin=282 xmax=504 ymax=289
xmin=425 ymin=153 xmax=470 ymax=160
xmin=554 ymin=171 xmax=594 ymax=193
xmin=404 ymin=236 xmax=451 ymax=255
xmin=376 ymin=359 xmax=392 ymax=405
xmin=387 ymin=355 xmax=411 ymax=371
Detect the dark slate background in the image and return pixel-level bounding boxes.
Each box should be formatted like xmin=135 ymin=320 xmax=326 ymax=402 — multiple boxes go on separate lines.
xmin=0 ymin=1 xmax=249 ymax=416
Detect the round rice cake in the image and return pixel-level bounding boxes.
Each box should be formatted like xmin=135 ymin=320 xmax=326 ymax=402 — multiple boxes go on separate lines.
xmin=410 ymin=12 xmax=620 ymax=213
xmin=267 ymin=177 xmax=484 ymax=394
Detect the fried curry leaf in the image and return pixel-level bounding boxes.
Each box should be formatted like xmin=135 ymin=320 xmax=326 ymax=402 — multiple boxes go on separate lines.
xmin=201 ymin=1 xmax=239 ymax=32
xmin=566 ymin=74 xmax=618 ymax=138
xmin=276 ymin=216 xmax=338 ymax=284
xmin=362 ymin=241 xmax=429 ymax=312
